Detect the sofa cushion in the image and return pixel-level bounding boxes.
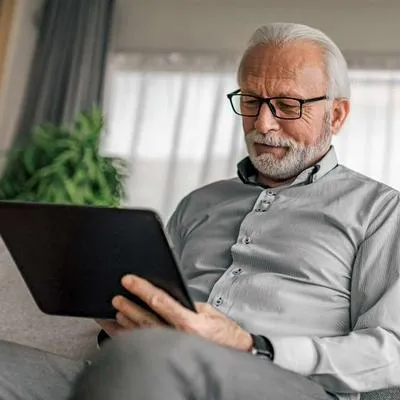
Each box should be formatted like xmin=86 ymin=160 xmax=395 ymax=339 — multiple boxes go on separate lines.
xmin=0 ymin=239 xmax=99 ymax=360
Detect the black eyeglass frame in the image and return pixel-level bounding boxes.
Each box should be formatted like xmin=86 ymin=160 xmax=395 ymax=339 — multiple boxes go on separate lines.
xmin=226 ymin=89 xmax=329 ymax=120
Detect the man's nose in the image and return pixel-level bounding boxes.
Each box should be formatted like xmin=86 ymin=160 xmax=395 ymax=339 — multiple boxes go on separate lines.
xmin=254 ymin=103 xmax=280 ymax=133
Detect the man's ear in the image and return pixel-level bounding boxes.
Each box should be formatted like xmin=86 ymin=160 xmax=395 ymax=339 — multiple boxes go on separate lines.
xmin=331 ymin=98 xmax=350 ymax=136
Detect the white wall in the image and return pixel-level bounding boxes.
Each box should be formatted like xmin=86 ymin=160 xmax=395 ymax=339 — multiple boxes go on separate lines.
xmin=112 ymin=0 xmax=400 ymax=55
xmin=0 ymin=0 xmax=44 ymax=156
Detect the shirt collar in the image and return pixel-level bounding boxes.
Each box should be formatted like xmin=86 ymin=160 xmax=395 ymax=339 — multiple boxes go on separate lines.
xmin=237 ymin=146 xmax=338 ymax=188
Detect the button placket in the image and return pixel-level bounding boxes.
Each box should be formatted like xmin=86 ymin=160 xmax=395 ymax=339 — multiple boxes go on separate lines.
xmin=254 ymin=190 xmax=277 ymax=212
xmin=260 ymin=199 xmax=272 ymax=211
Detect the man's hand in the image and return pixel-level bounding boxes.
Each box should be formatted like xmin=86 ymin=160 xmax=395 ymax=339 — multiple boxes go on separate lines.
xmin=109 ymin=274 xmax=252 ymax=352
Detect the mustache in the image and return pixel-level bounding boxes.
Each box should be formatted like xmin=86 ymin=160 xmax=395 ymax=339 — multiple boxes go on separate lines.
xmin=247 ymin=130 xmax=298 ymax=148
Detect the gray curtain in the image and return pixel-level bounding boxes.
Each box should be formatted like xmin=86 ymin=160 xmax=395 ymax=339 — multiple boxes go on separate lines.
xmin=15 ymin=0 xmax=115 ymax=145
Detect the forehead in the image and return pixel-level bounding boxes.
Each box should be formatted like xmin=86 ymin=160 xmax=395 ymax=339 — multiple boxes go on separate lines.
xmin=239 ymin=41 xmax=327 ymax=96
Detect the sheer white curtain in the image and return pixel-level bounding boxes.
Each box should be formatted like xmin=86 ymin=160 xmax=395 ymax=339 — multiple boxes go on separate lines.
xmin=102 ymin=52 xmax=400 ymax=220
xmin=334 ymin=70 xmax=400 ymax=188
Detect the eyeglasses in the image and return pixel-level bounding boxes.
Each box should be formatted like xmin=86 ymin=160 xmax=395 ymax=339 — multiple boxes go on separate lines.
xmin=227 ymin=89 xmax=329 ymax=120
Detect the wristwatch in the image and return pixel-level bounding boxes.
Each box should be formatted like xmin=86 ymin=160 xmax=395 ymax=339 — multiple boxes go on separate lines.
xmin=250 ymin=333 xmax=274 ymax=361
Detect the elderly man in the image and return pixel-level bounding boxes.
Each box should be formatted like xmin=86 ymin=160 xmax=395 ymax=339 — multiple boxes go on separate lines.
xmin=2 ymin=23 xmax=400 ymax=400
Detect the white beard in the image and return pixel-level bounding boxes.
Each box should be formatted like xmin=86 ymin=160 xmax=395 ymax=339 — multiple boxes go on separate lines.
xmin=245 ymin=116 xmax=332 ymax=181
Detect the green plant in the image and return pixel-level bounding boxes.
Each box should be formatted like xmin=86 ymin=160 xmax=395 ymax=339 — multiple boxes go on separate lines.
xmin=0 ymin=107 xmax=128 ymax=207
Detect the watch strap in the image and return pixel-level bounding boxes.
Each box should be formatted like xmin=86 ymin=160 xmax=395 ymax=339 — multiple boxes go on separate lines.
xmin=250 ymin=333 xmax=274 ymax=361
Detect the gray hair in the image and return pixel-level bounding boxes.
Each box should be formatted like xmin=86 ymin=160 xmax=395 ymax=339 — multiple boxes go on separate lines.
xmin=238 ymin=23 xmax=350 ymax=99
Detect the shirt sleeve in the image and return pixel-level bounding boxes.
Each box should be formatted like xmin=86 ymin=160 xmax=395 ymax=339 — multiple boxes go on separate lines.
xmin=268 ymin=192 xmax=400 ymax=394
xmin=165 ymin=196 xmax=190 ymax=261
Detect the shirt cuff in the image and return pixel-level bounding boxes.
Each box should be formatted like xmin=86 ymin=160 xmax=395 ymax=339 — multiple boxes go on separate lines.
xmin=268 ymin=336 xmax=319 ymax=376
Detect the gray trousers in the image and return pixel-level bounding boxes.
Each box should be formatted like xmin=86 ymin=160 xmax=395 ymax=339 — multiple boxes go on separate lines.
xmin=0 ymin=340 xmax=85 ymax=400
xmin=0 ymin=328 xmax=333 ymax=400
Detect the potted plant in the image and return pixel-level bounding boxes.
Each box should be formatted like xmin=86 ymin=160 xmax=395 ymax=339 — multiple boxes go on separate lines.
xmin=0 ymin=107 xmax=127 ymax=207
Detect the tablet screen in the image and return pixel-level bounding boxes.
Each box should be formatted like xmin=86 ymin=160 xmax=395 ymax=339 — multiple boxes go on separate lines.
xmin=0 ymin=202 xmax=195 ymax=319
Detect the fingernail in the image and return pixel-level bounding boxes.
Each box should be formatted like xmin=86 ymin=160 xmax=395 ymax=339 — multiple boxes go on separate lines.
xmin=121 ymin=274 xmax=135 ymax=286
xmin=112 ymin=296 xmax=122 ymax=308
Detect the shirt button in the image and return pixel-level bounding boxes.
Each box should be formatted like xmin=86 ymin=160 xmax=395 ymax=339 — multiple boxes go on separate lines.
xmin=232 ymin=268 xmax=242 ymax=275
xmin=264 ymin=194 xmax=276 ymax=203
xmin=242 ymin=237 xmax=251 ymax=244
xmin=215 ymin=297 xmax=223 ymax=307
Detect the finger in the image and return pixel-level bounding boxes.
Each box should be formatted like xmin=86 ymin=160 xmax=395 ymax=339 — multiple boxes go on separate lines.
xmin=121 ymin=275 xmax=195 ymax=329
xmin=115 ymin=312 xmax=138 ymax=330
xmin=112 ymin=295 xmax=164 ymax=327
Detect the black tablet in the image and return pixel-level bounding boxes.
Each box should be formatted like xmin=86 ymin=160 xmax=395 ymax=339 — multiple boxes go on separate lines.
xmin=0 ymin=201 xmax=195 ymax=319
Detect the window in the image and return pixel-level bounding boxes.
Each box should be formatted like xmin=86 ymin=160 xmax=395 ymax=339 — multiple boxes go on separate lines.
xmin=334 ymin=70 xmax=400 ymax=188
xmin=102 ymin=53 xmax=400 ymax=220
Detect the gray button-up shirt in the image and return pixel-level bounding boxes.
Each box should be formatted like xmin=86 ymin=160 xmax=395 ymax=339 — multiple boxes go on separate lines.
xmin=166 ymin=147 xmax=400 ymax=399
